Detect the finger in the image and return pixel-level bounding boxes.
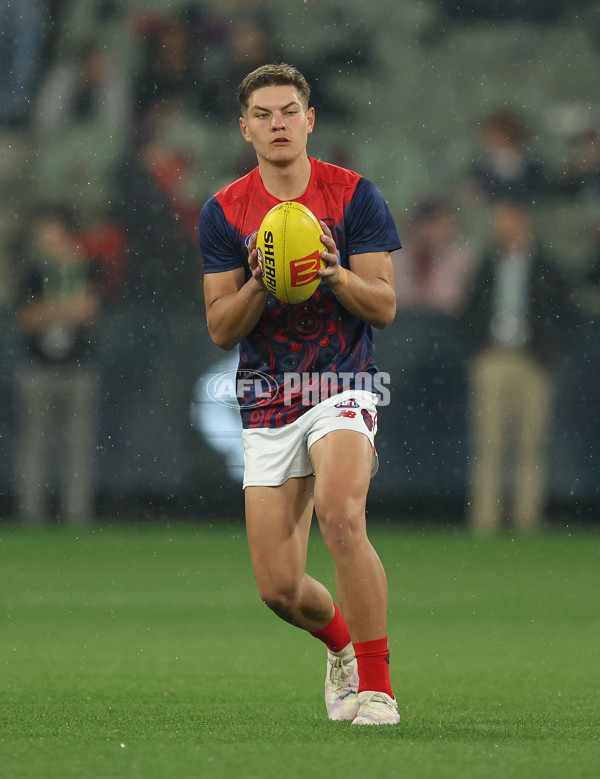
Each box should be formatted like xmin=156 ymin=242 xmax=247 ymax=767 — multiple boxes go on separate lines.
xmin=319 ymin=249 xmax=338 ymax=268
xmin=248 ymin=248 xmax=260 ymax=272
xmin=317 ymin=254 xmax=341 ymax=282
xmin=319 ymin=220 xmax=332 ymax=238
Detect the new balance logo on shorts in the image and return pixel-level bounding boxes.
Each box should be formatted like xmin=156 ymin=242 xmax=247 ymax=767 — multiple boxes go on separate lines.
xmin=335 ymin=402 xmax=375 ymax=431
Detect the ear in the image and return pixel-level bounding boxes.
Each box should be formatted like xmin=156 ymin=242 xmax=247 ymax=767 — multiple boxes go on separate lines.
xmin=239 ymin=116 xmax=252 ymax=143
xmin=306 ymin=106 xmax=315 ymax=135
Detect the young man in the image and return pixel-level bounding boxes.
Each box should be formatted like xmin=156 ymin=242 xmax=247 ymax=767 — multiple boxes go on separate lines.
xmin=199 ymin=63 xmax=401 ymax=725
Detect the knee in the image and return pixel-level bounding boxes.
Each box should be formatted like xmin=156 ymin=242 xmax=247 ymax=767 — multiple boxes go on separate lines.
xmin=260 ymin=589 xmax=331 ymax=630
xmin=262 ymin=596 xmax=295 ymax=624
xmin=317 ymin=506 xmax=364 ymax=553
xmin=256 ymin=580 xmax=299 ymax=623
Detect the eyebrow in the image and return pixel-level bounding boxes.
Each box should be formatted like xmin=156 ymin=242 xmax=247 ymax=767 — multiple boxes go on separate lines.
xmin=250 ymin=101 xmax=300 ymax=113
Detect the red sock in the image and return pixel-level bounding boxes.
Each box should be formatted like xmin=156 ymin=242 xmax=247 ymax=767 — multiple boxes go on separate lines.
xmin=310 ymin=603 xmax=352 ymax=653
xmin=353 ymin=636 xmax=394 ymax=697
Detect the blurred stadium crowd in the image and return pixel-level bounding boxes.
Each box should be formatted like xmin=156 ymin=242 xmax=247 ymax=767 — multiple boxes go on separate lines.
xmin=1 ymin=0 xmax=599 ymax=525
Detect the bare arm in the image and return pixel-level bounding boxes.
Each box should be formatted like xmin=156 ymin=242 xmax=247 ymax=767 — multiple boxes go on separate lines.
xmin=204 ymin=224 xmax=396 ymax=348
xmin=203 ymin=233 xmax=268 ymax=350
xmin=318 ymin=221 xmax=396 ymax=329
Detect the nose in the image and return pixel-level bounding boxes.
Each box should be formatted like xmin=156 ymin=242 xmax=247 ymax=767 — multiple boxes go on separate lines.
xmin=271 ymin=112 xmax=285 ymax=130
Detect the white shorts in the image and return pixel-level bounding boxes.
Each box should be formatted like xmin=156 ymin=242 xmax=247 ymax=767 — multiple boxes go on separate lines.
xmin=242 ymin=389 xmax=378 ymax=488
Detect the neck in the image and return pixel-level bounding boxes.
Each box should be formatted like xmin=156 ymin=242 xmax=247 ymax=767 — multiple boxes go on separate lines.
xmin=257 ymin=154 xmax=312 ymax=201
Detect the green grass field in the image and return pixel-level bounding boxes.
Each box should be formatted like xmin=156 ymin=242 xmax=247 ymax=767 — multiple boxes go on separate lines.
xmin=1 ymin=522 xmax=598 ymax=779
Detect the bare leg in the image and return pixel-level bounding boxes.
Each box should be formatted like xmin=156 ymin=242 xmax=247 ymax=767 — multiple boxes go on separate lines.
xmin=310 ymin=430 xmax=388 ymax=643
xmin=245 ymin=477 xmax=334 ymax=632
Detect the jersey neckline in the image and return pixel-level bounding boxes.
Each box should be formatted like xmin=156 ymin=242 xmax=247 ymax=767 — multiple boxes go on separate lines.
xmin=253 ymin=157 xmax=317 ymax=207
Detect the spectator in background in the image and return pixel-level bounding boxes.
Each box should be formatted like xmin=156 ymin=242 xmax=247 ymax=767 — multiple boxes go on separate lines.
xmin=393 ymin=196 xmax=477 ymax=316
xmin=79 ymin=209 xmax=128 ymax=304
xmin=114 ymin=105 xmax=201 ymax=311
xmin=466 ymin=109 xmax=549 ymax=203
xmin=132 ymin=14 xmax=202 ymax=124
xmin=560 ymin=128 xmax=600 ymax=205
xmin=32 ymin=41 xmax=131 ymax=138
xmin=460 ymin=200 xmax=577 ymax=534
xmin=14 ymin=206 xmax=106 ymax=527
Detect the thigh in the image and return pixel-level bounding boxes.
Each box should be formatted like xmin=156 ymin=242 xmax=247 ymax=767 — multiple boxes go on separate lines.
xmin=64 ymin=368 xmax=98 ymax=411
xmin=63 ymin=369 xmax=98 ymax=443
xmin=16 ymin=365 xmax=54 ymax=437
xmin=310 ymin=429 xmax=372 ymax=533
xmin=305 ymin=389 xmax=379 ymax=477
xmin=17 ymin=364 xmax=46 ymax=410
xmin=515 ymin=358 xmax=553 ymax=446
xmin=245 ymin=476 xmax=315 ymax=589
xmin=470 ymin=350 xmax=510 ymax=441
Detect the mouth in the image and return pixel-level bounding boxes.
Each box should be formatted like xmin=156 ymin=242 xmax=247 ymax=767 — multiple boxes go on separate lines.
xmin=271 ymin=136 xmax=291 ymax=147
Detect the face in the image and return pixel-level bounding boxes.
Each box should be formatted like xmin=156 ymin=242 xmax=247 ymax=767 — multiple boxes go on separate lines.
xmin=239 ymin=84 xmax=315 ymax=166
xmin=493 ymin=202 xmax=533 ymax=251
xmin=36 ymin=217 xmax=78 ymax=264
xmin=482 ymin=126 xmax=515 ymax=153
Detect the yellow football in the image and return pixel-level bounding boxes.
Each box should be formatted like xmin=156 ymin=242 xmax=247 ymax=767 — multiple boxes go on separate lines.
xmin=256 ymin=201 xmax=326 ymax=304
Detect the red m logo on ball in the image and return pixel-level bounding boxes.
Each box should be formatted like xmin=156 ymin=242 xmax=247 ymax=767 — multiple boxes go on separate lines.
xmin=290 ymin=251 xmax=321 ymax=287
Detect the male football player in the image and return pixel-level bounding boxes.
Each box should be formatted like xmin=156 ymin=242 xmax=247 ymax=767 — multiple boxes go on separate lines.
xmin=199 ymin=63 xmax=400 ymax=725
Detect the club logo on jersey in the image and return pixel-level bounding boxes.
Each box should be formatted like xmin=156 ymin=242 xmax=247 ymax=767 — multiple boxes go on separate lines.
xmin=361 ymin=409 xmax=374 ymax=431
xmin=334 ymin=398 xmax=359 ymax=409
xmin=290 ymin=252 xmax=321 ymax=287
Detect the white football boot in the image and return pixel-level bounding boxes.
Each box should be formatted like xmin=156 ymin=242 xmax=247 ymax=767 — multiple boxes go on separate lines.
xmin=352 ymin=691 xmax=400 ymax=726
xmin=324 ymin=643 xmax=359 ymax=721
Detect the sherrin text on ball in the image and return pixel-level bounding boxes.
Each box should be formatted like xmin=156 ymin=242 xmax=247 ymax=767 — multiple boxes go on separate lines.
xmin=256 ymin=201 xmax=326 ymax=304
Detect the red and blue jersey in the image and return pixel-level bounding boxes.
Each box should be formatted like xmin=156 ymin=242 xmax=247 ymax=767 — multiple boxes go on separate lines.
xmin=199 ymin=157 xmax=401 ymax=428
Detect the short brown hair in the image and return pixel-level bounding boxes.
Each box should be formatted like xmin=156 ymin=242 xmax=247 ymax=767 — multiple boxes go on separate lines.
xmin=236 ymin=63 xmax=311 ymax=114
xmin=481 ymin=108 xmax=529 ymax=145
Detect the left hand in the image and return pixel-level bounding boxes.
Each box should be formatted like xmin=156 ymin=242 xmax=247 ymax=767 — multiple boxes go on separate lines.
xmin=317 ymin=221 xmax=342 ymax=285
xmin=246 ymin=231 xmax=267 ymax=290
